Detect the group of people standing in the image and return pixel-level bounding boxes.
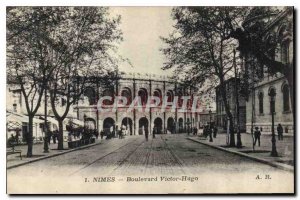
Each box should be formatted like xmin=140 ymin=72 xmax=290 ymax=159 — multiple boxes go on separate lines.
xmin=253 ymin=123 xmax=285 ymax=147
xmin=203 ymin=125 xmax=218 ymax=139
xmin=67 ymin=128 xmax=99 ymax=142
xmin=46 ymin=130 xmax=59 ymax=144
xmin=144 ymin=126 xmax=157 ymax=141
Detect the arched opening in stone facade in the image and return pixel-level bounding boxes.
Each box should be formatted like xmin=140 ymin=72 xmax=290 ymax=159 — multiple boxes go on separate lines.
xmin=138 ymin=88 xmax=148 ymax=106
xmin=153 ymin=89 xmax=162 ymax=106
xmin=138 ymin=117 xmax=149 ymax=135
xmin=282 ymin=84 xmax=290 ymax=112
xmin=121 ymin=117 xmax=133 ymax=135
xmin=258 ymin=92 xmax=264 ymax=114
xmin=167 ymin=117 xmax=175 ymax=134
xmin=166 ymin=90 xmax=174 ymax=107
xmin=177 ymin=91 xmax=183 ymax=108
xmin=278 ymin=25 xmax=291 ymax=64
xmin=84 ymin=87 xmax=96 ymax=105
xmin=102 ymin=89 xmax=114 ymax=106
xmin=154 ymin=117 xmax=163 ymax=134
xmin=178 ymin=118 xmax=184 ymax=133
xmin=103 ymin=117 xmax=115 ymax=135
xmin=121 ymin=87 xmax=132 ymax=105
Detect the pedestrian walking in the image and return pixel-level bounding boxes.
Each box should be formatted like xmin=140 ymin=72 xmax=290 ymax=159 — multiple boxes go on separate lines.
xmin=100 ymin=130 xmax=104 ymax=139
xmin=152 ymin=127 xmax=156 ymax=139
xmin=193 ymin=127 xmax=196 ymax=135
xmin=203 ymin=126 xmax=207 ymax=138
xmin=208 ymin=126 xmax=213 ymax=142
xmin=15 ymin=128 xmax=20 ymax=145
xmin=213 ymin=126 xmax=218 ymax=138
xmin=277 ymin=124 xmax=283 ymax=140
xmin=118 ymin=129 xmax=123 ymax=139
xmin=254 ymin=127 xmax=261 ymax=146
xmin=145 ymin=129 xmax=149 ymax=141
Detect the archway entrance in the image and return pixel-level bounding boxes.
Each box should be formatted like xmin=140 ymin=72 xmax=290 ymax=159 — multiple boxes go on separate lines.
xmin=103 ymin=118 xmax=115 ymax=135
xmin=121 ymin=117 xmax=133 ymax=135
xmin=138 ymin=117 xmax=149 ymax=135
xmin=167 ymin=117 xmax=175 ymax=134
xmin=154 ymin=117 xmax=163 ymax=134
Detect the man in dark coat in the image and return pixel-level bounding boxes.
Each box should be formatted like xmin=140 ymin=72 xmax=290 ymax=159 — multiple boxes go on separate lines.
xmin=100 ymin=130 xmax=104 ymax=139
xmin=213 ymin=127 xmax=218 ymax=138
xmin=254 ymin=127 xmax=261 ymax=146
xmin=145 ymin=129 xmax=149 ymax=141
xmin=152 ymin=127 xmax=156 ymax=139
xmin=277 ymin=124 xmax=283 ymax=140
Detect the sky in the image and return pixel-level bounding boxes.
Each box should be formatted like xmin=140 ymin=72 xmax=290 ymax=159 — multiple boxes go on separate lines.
xmin=110 ymin=7 xmax=174 ymax=76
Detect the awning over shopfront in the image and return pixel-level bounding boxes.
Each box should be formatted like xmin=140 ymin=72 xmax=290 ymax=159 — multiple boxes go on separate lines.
xmin=6 ymin=111 xmax=44 ymax=130
xmin=71 ymin=119 xmax=84 ymax=127
xmin=40 ymin=116 xmax=84 ymax=128
xmin=39 ymin=116 xmax=59 ymax=126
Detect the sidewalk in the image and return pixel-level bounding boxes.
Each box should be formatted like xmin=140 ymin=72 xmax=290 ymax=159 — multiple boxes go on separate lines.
xmin=6 ymin=139 xmax=103 ymax=169
xmin=188 ymin=132 xmax=294 ymax=171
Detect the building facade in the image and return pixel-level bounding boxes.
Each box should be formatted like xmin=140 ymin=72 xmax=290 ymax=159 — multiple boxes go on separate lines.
xmin=76 ymin=73 xmax=202 ymax=136
xmin=245 ymin=8 xmax=293 ymax=135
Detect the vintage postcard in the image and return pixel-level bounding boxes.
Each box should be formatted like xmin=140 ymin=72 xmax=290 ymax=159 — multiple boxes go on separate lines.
xmin=6 ymin=6 xmax=294 ymax=194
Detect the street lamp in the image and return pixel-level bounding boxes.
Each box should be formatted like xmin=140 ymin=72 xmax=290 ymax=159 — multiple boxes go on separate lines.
xmin=209 ymin=109 xmax=213 ymax=142
xmin=269 ymin=89 xmax=278 ymax=157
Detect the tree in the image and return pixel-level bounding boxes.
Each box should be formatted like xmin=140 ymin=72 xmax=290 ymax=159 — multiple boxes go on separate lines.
xmin=46 ymin=7 xmax=122 ymax=150
xmin=161 ymin=7 xmax=248 ymax=147
xmin=229 ymin=7 xmax=294 ymax=110
xmin=7 ymin=7 xmax=64 ymax=157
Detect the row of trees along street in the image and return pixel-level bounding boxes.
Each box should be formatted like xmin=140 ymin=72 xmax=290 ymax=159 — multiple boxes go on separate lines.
xmin=161 ymin=7 xmax=293 ymax=147
xmin=7 ymin=7 xmax=123 ymax=157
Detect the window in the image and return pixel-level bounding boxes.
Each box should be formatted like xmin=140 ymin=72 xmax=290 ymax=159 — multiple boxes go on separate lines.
xmin=166 ymin=90 xmax=174 ymax=107
xmin=138 ymin=88 xmax=148 ymax=106
xmin=258 ymin=92 xmax=264 ymax=114
xmin=153 ymin=89 xmax=162 ymax=106
xmin=121 ymin=88 xmax=132 ymax=105
xmin=282 ymin=84 xmax=290 ymax=112
xmin=84 ymin=87 xmax=96 ymax=105
xmin=281 ymin=42 xmax=289 ymax=64
xmin=102 ymin=89 xmax=114 ymax=106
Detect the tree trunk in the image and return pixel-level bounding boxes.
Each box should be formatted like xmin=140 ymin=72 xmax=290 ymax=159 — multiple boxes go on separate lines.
xmin=220 ymin=80 xmax=235 ymax=147
xmin=226 ymin=107 xmax=235 ymax=147
xmin=57 ymin=119 xmax=64 ymax=150
xmin=27 ymin=115 xmax=34 ymax=157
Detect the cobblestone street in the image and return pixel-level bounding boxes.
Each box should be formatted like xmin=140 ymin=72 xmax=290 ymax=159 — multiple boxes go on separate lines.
xmin=7 ymin=134 xmax=293 ymax=193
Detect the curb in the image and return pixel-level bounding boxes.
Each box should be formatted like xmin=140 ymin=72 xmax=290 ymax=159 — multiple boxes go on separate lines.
xmin=187 ymin=137 xmax=294 ymax=172
xmin=7 ymin=142 xmax=102 ymax=170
